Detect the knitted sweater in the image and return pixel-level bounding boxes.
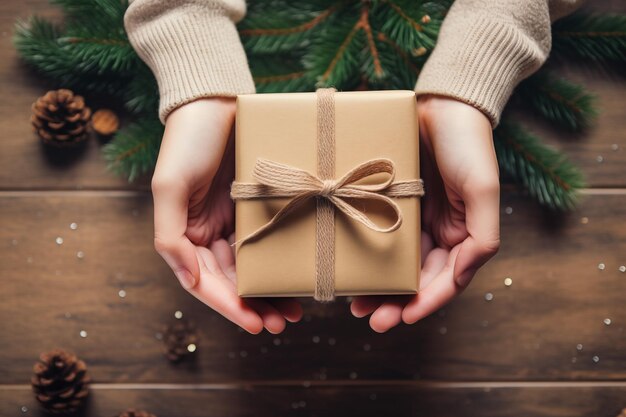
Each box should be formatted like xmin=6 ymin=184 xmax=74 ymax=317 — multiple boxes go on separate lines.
xmin=124 ymin=0 xmax=582 ymax=126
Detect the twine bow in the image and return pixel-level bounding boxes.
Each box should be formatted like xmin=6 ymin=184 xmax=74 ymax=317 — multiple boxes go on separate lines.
xmin=230 ymin=88 xmax=424 ymax=302
xmin=231 ymin=158 xmax=424 ymax=245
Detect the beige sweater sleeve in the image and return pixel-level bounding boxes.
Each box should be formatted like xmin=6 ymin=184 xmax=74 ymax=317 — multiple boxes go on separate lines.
xmin=125 ymin=0 xmax=581 ymax=126
xmin=124 ymin=0 xmax=255 ymax=123
xmin=415 ymin=0 xmax=582 ymax=126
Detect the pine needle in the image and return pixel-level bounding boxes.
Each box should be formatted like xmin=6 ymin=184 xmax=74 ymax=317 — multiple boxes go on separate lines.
xmin=516 ymin=70 xmax=597 ymax=132
xmin=552 ymin=11 xmax=626 ymax=62
xmin=103 ymin=117 xmax=163 ymax=182
xmin=494 ymin=120 xmax=585 ymax=210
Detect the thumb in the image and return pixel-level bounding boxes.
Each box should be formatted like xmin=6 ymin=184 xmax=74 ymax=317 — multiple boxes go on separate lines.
xmin=454 ymin=176 xmax=501 ymax=287
xmin=152 ymin=176 xmax=199 ymax=289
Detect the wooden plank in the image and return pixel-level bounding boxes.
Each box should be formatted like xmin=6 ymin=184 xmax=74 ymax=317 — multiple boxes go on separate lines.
xmin=0 ymin=0 xmax=624 ymax=190
xmin=1 ymin=385 xmax=626 ymax=417
xmin=1 ymin=192 xmax=625 ymax=383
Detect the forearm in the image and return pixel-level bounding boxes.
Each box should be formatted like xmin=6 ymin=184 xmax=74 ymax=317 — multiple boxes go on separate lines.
xmin=415 ymin=0 xmax=583 ymax=127
xmin=124 ymin=0 xmax=255 ymax=123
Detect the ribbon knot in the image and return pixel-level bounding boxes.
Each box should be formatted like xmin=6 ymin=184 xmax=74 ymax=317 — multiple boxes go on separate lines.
xmin=320 ymin=180 xmax=336 ymax=197
xmin=230 ymin=157 xmax=424 ymax=246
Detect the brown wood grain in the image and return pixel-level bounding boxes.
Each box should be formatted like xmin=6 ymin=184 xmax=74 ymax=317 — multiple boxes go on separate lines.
xmin=1 ymin=385 xmax=626 ymax=417
xmin=1 ymin=192 xmax=624 ymax=383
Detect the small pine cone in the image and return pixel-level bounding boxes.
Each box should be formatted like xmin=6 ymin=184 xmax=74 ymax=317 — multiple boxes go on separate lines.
xmin=163 ymin=319 xmax=199 ymax=362
xmin=31 ymin=349 xmax=90 ymax=414
xmin=31 ymin=89 xmax=92 ymax=147
xmin=117 ymin=408 xmax=157 ymax=417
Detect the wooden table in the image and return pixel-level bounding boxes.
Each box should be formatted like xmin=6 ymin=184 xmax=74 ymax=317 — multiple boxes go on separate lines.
xmin=1 ymin=1 xmax=625 ymax=416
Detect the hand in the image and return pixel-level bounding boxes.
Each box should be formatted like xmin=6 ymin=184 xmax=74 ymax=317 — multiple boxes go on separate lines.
xmin=350 ymin=96 xmax=500 ymax=332
xmin=152 ymin=98 xmax=303 ymax=334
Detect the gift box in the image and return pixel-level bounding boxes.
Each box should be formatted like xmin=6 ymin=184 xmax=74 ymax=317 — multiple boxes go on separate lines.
xmin=231 ymin=89 xmax=423 ymax=301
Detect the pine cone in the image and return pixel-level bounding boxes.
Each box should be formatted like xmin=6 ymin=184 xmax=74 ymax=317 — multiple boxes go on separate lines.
xmin=162 ymin=319 xmax=199 ymax=362
xmin=31 ymin=89 xmax=92 ymax=147
xmin=31 ymin=349 xmax=90 ymax=414
xmin=117 ymin=409 xmax=156 ymax=417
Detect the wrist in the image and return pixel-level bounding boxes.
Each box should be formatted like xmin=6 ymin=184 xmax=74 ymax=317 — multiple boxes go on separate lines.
xmin=417 ymin=95 xmax=490 ymax=128
xmin=166 ymin=97 xmax=236 ymax=127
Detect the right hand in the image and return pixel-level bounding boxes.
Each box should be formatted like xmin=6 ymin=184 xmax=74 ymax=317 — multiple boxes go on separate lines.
xmin=152 ymin=97 xmax=303 ymax=334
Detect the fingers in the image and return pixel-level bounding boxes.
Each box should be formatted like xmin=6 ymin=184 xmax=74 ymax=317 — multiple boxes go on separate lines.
xmin=419 ymin=247 xmax=449 ymax=290
xmin=369 ymin=297 xmax=411 ymax=333
xmin=193 ymin=246 xmax=265 ymax=334
xmin=350 ymin=296 xmax=384 ymax=318
xmin=455 ymin=175 xmax=500 ymax=288
xmin=270 ymin=299 xmax=304 ymax=323
xmin=365 ymin=246 xmax=450 ymax=331
xmin=210 ymin=238 xmax=236 ymax=282
xmin=402 ymin=246 xmax=461 ymax=325
xmin=246 ymin=299 xmax=288 ymax=334
xmin=209 ymin=239 xmax=301 ymax=331
xmin=152 ymin=175 xmax=199 ymax=289
xmin=352 ymin=239 xmax=448 ymax=332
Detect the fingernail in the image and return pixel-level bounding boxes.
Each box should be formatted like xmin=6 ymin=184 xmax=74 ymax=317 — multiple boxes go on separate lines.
xmin=456 ymin=268 xmax=477 ymax=288
xmin=175 ymin=269 xmax=196 ymax=289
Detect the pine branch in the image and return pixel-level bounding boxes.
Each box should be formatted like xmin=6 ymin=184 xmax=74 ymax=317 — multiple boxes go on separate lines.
xmin=494 ymin=120 xmax=585 ymax=210
xmin=123 ymin=63 xmax=160 ymax=115
xmin=14 ymin=16 xmax=129 ymax=94
xmin=239 ymin=1 xmax=343 ymax=54
xmin=249 ymin=53 xmax=315 ymax=93
xmin=103 ymin=117 xmax=163 ymax=182
xmin=52 ymin=0 xmax=128 ymax=23
xmin=306 ymin=3 xmax=364 ymax=88
xmin=374 ymin=0 xmax=448 ymax=55
xmin=516 ymin=71 xmax=597 ymax=132
xmin=552 ymin=11 xmax=626 ymax=62
xmin=370 ymin=32 xmax=421 ymax=89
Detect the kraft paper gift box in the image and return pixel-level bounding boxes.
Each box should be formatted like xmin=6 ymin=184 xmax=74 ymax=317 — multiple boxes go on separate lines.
xmin=231 ymin=89 xmax=423 ymax=301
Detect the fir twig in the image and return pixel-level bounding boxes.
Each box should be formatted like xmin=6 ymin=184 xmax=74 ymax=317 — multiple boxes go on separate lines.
xmin=375 ymin=0 xmax=448 ymax=54
xmin=494 ymin=120 xmax=585 ymax=210
xmin=103 ymin=117 xmax=163 ymax=181
xmin=552 ymin=11 xmax=626 ymax=62
xmin=13 ymin=16 xmax=134 ymax=94
xmin=123 ymin=63 xmax=160 ymax=115
xmin=239 ymin=1 xmax=343 ymax=54
xmin=249 ymin=53 xmax=314 ymax=93
xmin=307 ymin=2 xmax=364 ymax=88
xmin=516 ymin=71 xmax=597 ymax=132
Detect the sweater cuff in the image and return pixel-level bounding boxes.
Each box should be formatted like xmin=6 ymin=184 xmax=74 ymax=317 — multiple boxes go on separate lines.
xmin=125 ymin=8 xmax=255 ymax=123
xmin=415 ymin=17 xmax=546 ymax=127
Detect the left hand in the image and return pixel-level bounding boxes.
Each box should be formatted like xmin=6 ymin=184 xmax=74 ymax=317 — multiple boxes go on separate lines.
xmin=350 ymin=95 xmax=501 ymax=332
